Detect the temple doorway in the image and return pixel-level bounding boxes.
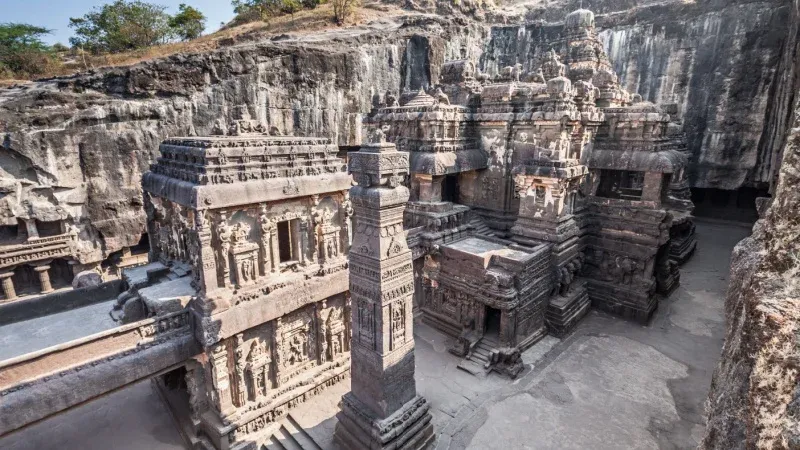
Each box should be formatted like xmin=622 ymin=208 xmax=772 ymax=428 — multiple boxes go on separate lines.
xmin=485 ymin=306 xmax=501 ymax=337
xmin=442 ymin=174 xmax=459 ymax=203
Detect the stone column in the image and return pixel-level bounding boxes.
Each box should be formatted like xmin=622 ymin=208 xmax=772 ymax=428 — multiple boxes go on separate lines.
xmin=300 ymin=219 xmax=309 ymax=266
xmin=270 ymin=228 xmax=280 ymax=272
xmin=33 ymin=265 xmax=53 ymax=294
xmin=0 ymin=271 xmax=17 ymax=302
xmin=208 ymin=342 xmax=237 ymax=423
xmin=23 ymin=219 xmax=39 ymax=240
xmin=334 ymin=141 xmax=434 ymax=450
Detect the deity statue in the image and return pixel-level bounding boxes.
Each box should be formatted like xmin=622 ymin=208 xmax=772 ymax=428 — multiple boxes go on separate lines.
xmin=232 ymin=222 xmax=248 ymax=246
xmin=217 ymin=215 xmax=232 ymax=283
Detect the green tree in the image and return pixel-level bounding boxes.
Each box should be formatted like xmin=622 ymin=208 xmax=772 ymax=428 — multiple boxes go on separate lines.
xmin=169 ymin=4 xmax=206 ymax=41
xmin=69 ymin=1 xmax=175 ymax=53
xmin=282 ymin=0 xmax=302 ymax=21
xmin=231 ymin=0 xmax=283 ymax=22
xmin=331 ymin=0 xmax=359 ymax=25
xmin=0 ymin=23 xmax=57 ymax=78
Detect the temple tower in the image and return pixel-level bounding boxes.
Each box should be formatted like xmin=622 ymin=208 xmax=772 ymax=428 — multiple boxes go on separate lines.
xmin=334 ymin=139 xmax=434 ymax=449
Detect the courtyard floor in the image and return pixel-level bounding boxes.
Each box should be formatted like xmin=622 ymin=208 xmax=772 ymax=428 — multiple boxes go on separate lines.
xmin=0 ymin=220 xmax=750 ymax=449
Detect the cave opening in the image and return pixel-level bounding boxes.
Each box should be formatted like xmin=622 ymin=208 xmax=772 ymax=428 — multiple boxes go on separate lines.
xmin=691 ymin=187 xmax=769 ymax=223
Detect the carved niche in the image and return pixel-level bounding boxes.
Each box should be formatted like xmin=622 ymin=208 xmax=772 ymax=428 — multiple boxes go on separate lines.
xmin=233 ymin=332 xmax=272 ymax=405
xmin=318 ymin=298 xmax=348 ymax=363
xmin=275 ymin=306 xmax=316 ymax=384
xmin=356 ymin=297 xmax=376 ymax=350
xmin=312 ymin=197 xmax=342 ymax=265
xmin=230 ymin=222 xmax=259 ymax=288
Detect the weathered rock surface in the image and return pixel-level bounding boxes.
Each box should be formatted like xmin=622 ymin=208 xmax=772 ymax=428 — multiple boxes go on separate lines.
xmin=0 ymin=16 xmax=484 ymax=265
xmin=701 ymin=3 xmax=800 ymax=447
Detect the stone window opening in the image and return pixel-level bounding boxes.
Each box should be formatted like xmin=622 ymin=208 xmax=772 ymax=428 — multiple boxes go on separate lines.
xmin=596 ymin=169 xmax=644 ymax=200
xmin=35 ymin=220 xmax=64 ymax=238
xmin=277 ymin=219 xmax=301 ymax=265
xmin=0 ymin=224 xmax=19 ymax=243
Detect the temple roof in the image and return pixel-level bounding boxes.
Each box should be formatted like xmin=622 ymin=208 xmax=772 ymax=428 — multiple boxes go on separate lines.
xmin=143 ymin=134 xmax=350 ymax=209
xmin=404 ymin=89 xmax=436 ymax=107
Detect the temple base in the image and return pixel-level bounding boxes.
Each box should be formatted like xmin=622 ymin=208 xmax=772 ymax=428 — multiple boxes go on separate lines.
xmin=546 ymin=281 xmax=590 ymax=338
xmin=334 ymin=394 xmax=434 ymax=450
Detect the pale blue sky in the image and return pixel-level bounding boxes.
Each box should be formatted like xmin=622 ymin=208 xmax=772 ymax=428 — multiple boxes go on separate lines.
xmin=2 ymin=0 xmax=236 ymax=45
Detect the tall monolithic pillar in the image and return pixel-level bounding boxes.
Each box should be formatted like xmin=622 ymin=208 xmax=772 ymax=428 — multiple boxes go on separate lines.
xmin=334 ymin=139 xmax=434 ymax=449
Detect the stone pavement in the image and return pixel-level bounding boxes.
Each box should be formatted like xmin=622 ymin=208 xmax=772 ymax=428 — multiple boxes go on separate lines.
xmin=0 ymin=220 xmax=749 ymax=450
xmin=0 ymin=299 xmax=117 ymax=361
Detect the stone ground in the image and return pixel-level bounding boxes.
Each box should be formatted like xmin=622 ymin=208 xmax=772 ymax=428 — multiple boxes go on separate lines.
xmin=0 ymin=298 xmax=117 ymax=361
xmin=0 ymin=220 xmax=750 ymax=449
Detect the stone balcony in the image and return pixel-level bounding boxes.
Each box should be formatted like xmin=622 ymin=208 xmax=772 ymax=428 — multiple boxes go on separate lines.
xmin=0 ymin=234 xmax=73 ymax=270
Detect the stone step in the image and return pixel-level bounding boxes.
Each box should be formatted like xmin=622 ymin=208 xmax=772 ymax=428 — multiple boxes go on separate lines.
xmin=264 ymin=414 xmax=322 ymax=450
xmin=456 ymin=359 xmax=488 ymax=376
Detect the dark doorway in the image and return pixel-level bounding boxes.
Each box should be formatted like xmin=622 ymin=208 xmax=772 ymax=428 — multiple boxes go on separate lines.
xmin=485 ymin=307 xmax=501 ymax=336
xmin=277 ymin=220 xmax=292 ymax=262
xmin=442 ymin=174 xmax=459 ymax=203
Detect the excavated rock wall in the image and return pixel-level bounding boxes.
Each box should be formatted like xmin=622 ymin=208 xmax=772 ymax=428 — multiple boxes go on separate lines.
xmin=0 ymin=17 xmax=484 ymax=265
xmin=701 ymin=1 xmax=800 ymax=447
xmin=478 ymin=0 xmax=793 ymax=190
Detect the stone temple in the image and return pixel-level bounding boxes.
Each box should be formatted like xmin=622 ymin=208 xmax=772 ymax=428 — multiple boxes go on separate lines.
xmin=0 ymin=4 xmax=797 ymax=450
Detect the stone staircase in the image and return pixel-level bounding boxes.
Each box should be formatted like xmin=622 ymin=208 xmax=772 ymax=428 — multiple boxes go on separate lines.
xmin=456 ymin=334 xmax=500 ymax=376
xmin=262 ymin=414 xmax=322 ymax=450
xmin=469 ymin=215 xmax=495 ymax=238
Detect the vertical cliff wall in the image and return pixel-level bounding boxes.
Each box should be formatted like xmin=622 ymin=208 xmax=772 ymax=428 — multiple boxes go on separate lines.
xmin=701 ymin=1 xmax=800 ymax=447
xmin=478 ymin=0 xmax=793 ymax=190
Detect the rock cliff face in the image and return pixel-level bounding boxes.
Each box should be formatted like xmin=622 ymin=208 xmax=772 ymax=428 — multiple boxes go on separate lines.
xmin=0 ymin=16 xmax=484 ymax=265
xmin=701 ymin=1 xmax=800 ymax=447
xmin=0 ymin=1 xmax=796 ymax=267
xmin=477 ymin=0 xmax=794 ymax=190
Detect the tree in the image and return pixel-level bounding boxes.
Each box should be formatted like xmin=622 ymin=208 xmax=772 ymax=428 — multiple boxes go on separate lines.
xmin=282 ymin=0 xmax=302 ymax=21
xmin=0 ymin=23 xmax=57 ymax=78
xmin=231 ymin=0 xmax=284 ymax=22
xmin=169 ymin=4 xmax=206 ymax=41
xmin=331 ymin=0 xmax=359 ymax=25
xmin=69 ymin=1 xmax=175 ymax=54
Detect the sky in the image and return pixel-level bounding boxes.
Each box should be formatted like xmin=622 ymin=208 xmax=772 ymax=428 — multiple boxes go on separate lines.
xmin=2 ymin=0 xmax=236 ymax=45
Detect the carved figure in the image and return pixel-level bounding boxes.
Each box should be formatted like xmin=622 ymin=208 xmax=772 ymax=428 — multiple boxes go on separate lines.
xmin=433 ymin=87 xmax=450 ymax=105
xmin=217 ymin=216 xmax=232 ymax=283
xmin=385 ymin=90 xmax=398 ymax=107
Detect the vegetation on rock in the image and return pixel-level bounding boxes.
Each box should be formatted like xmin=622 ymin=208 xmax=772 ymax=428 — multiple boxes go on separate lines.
xmin=0 ymin=23 xmax=59 ymax=79
xmin=69 ymin=0 xmax=207 ymax=53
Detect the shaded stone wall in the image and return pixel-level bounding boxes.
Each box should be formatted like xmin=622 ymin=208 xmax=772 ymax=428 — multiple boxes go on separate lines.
xmin=701 ymin=1 xmax=800 ymax=446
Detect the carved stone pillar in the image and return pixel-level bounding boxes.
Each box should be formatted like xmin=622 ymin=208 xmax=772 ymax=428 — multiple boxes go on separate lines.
xmin=216 ymin=213 xmax=232 ymax=288
xmin=334 ymin=141 xmax=434 ymax=450
xmin=33 ymin=265 xmax=53 ymax=294
xmin=24 ymin=219 xmax=39 ymax=240
xmin=184 ymin=359 xmax=207 ymax=426
xmin=0 ymin=271 xmax=17 ymax=302
xmin=300 ymin=219 xmax=309 ymax=266
xmin=270 ymin=228 xmax=279 ymax=273
xmin=271 ymin=316 xmax=282 ymax=386
xmin=208 ymin=342 xmax=237 ymax=423
xmin=195 ymin=211 xmax=219 ymax=303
